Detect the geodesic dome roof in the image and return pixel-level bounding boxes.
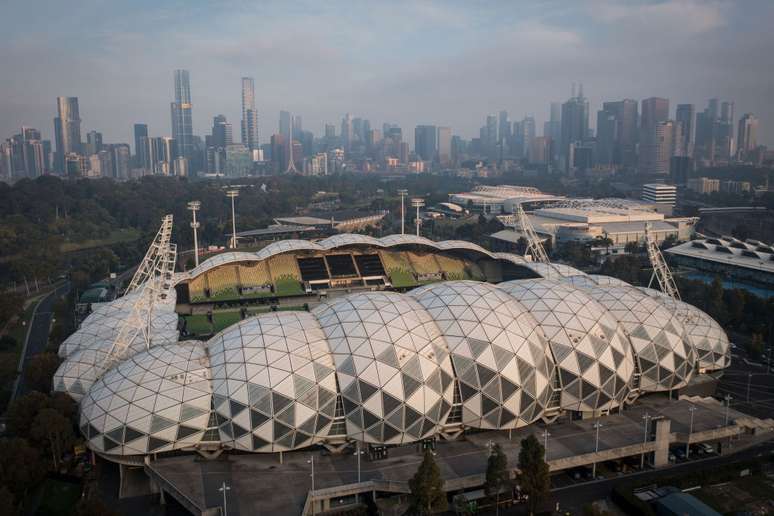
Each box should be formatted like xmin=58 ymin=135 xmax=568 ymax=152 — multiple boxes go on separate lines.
xmin=409 ymin=281 xmax=554 ymax=428
xmin=79 ymin=342 xmax=212 ymax=456
xmin=497 ymin=279 xmax=635 ymax=412
xmin=313 ymin=292 xmax=455 ymax=445
xmin=208 ymin=312 xmax=338 ymax=452
xmin=636 ymin=287 xmax=730 ymax=372
xmin=576 ymin=285 xmax=695 ymax=392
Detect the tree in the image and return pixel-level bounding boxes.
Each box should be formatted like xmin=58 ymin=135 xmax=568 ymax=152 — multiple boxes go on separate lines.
xmin=485 ymin=443 xmax=510 ymax=515
xmin=0 ymin=486 xmax=15 ymax=516
xmin=408 ymin=450 xmax=447 ymax=515
xmin=5 ymin=391 xmax=49 ymax=437
xmin=26 ymin=352 xmax=61 ymax=393
xmin=0 ymin=438 xmax=47 ymax=502
xmin=517 ymin=435 xmax=550 ymax=516
xmin=31 ymin=408 xmax=74 ymax=469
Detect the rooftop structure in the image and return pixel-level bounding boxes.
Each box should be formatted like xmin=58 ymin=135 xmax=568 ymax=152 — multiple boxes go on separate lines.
xmin=53 ymin=226 xmax=730 ymax=462
xmin=666 ymin=236 xmax=774 ymax=289
xmin=642 ymin=183 xmax=677 ymax=207
xmin=448 ymin=185 xmax=564 ymax=214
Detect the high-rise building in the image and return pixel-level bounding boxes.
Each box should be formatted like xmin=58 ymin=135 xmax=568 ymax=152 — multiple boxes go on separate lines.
xmin=737 ymin=113 xmax=759 ymax=161
xmin=341 ymin=113 xmax=352 ymax=152
xmin=436 ymin=127 xmax=451 ymax=166
xmin=170 ymin=70 xmax=194 ymax=161
xmin=596 ymin=99 xmax=638 ymax=167
xmin=211 ymin=115 xmax=233 ymax=148
xmin=133 ymin=124 xmax=148 ymax=166
xmin=54 ymin=96 xmax=82 ymax=172
xmin=718 ymin=101 xmax=735 ymax=161
xmin=640 ymin=97 xmax=670 ymax=131
xmin=279 ymin=110 xmax=291 ymax=141
xmin=498 ymin=110 xmax=510 ymax=146
xmin=560 ymin=87 xmax=589 ymax=163
xmin=270 ymin=134 xmax=286 ymax=173
xmin=675 ymin=104 xmax=695 ymax=158
xmin=240 ymin=77 xmax=259 ymax=151
xmin=86 ymin=130 xmax=103 ymax=156
xmin=414 ymin=125 xmax=437 ymax=162
xmin=111 ymin=144 xmax=131 ymax=180
xmin=639 ymin=120 xmax=675 ymax=175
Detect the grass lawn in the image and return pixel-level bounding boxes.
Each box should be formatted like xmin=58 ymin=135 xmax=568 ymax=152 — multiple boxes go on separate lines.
xmin=184 ymin=314 xmax=212 ymax=336
xmin=213 ymin=311 xmax=242 ymax=333
xmin=274 ymin=278 xmax=304 ymax=297
xmin=387 ymin=269 xmax=417 ymax=288
xmin=34 ymin=478 xmax=82 ymax=516
xmin=60 ymin=227 xmax=141 ymax=253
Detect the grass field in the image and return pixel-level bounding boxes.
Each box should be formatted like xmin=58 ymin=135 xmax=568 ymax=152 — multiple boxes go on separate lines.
xmin=387 ymin=268 xmax=417 ymax=288
xmin=184 ymin=314 xmax=212 ymax=335
xmin=60 ymin=228 xmax=141 ymax=253
xmin=274 ymin=277 xmax=304 ymax=297
xmin=34 ymin=478 xmax=82 ymax=516
xmin=213 ymin=311 xmax=242 ymax=333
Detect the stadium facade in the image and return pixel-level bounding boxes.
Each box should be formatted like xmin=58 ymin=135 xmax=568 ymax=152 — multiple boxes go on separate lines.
xmin=54 ymin=230 xmax=730 ymax=459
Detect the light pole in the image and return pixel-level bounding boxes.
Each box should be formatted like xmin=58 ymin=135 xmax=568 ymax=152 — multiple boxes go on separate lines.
xmin=226 ymin=189 xmax=239 ymax=249
xmin=724 ymin=394 xmax=732 ymax=426
xmin=187 ymin=201 xmax=201 ymax=267
xmin=411 ymin=198 xmax=425 ymax=237
xmin=592 ymin=421 xmax=602 ymax=478
xmin=218 ymin=481 xmax=230 ymax=516
xmin=397 ymin=189 xmax=408 ymax=235
xmin=640 ymin=412 xmax=651 ymax=469
xmin=686 ymin=405 xmax=696 ymax=458
xmin=542 ymin=428 xmax=550 ymax=461
xmin=307 ymin=455 xmax=316 ymax=516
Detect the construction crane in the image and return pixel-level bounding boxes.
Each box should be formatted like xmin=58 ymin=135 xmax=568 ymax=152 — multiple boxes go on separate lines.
xmin=644 ymin=223 xmax=681 ymax=300
xmin=102 ymin=216 xmax=177 ymax=372
xmin=516 ymin=204 xmax=550 ymax=264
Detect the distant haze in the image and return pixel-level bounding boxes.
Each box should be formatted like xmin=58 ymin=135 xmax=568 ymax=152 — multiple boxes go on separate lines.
xmin=2 ymin=0 xmax=773 ymax=146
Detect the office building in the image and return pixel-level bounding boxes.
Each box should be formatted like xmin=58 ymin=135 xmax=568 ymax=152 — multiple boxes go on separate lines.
xmin=675 ymin=104 xmax=695 ymax=158
xmin=54 ymin=96 xmax=82 ymax=172
xmin=85 ymin=130 xmax=103 ymax=156
xmin=560 ymin=87 xmax=589 ymax=162
xmin=687 ymin=177 xmax=720 ymax=194
xmin=111 ymin=144 xmax=131 ymax=180
xmin=414 ymin=125 xmax=437 ymax=162
xmin=240 ymin=77 xmax=260 ymax=151
xmin=436 ymin=127 xmax=451 ymax=167
xmin=170 ymin=70 xmax=194 ymax=161
xmin=639 ymin=121 xmax=676 ymax=175
xmin=133 ymin=124 xmax=148 ymax=166
xmin=341 ymin=113 xmax=352 ymax=152
xmin=641 ymin=97 xmax=669 ymax=131
xmin=737 ymin=113 xmax=758 ymax=161
xmin=279 ymin=110 xmax=291 ymax=142
xmin=498 ymin=110 xmax=510 ymax=146
xmin=225 ymin=144 xmax=252 ymax=177
xmin=211 ymin=115 xmax=233 ymax=148
xmin=670 ymin=156 xmax=693 ymax=185
xmin=642 ymin=183 xmax=677 ymax=207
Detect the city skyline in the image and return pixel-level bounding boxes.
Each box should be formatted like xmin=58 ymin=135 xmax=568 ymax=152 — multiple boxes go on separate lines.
xmin=2 ymin=0 xmax=774 ymax=146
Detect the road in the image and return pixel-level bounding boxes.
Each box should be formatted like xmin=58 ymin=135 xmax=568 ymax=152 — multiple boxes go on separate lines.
xmin=12 ymin=282 xmax=69 ymax=399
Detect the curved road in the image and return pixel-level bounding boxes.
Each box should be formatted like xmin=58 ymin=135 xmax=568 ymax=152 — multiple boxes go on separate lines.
xmin=12 ymin=282 xmax=69 ymax=399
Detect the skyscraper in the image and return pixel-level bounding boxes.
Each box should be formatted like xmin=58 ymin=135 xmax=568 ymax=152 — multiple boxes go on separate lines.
xmin=640 ymin=97 xmax=670 ymax=131
xmin=240 ymin=77 xmax=259 ymax=151
xmin=341 ymin=113 xmax=352 ymax=152
xmin=498 ymin=110 xmax=510 ymax=146
xmin=211 ymin=115 xmax=233 ymax=148
xmin=436 ymin=127 xmax=451 ymax=166
xmin=675 ymin=104 xmax=695 ymax=158
xmin=133 ymin=124 xmax=148 ymax=165
xmin=596 ymin=99 xmax=638 ymax=167
xmin=86 ymin=130 xmax=103 ymax=156
xmin=639 ymin=120 xmax=675 ymax=175
xmin=170 ymin=70 xmax=194 ymax=161
xmin=560 ymin=89 xmax=589 ymax=162
xmin=54 ymin=96 xmax=82 ymax=172
xmin=414 ymin=125 xmax=437 ymax=162
xmin=737 ymin=113 xmax=759 ymax=160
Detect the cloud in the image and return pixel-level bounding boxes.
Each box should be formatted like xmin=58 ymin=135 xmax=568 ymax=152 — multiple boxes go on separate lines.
xmin=591 ymin=0 xmax=725 ymax=34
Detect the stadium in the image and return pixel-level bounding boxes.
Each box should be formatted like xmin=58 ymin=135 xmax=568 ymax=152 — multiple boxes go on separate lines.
xmin=54 ymin=218 xmax=731 ymax=460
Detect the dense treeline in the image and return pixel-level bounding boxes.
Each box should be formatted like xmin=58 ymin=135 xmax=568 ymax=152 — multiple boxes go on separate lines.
xmin=0 ymin=173 xmax=486 ymax=287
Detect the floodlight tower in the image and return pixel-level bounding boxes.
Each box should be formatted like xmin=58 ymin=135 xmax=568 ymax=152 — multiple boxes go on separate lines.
xmin=397 ymin=189 xmax=408 ymax=234
xmin=187 ymin=201 xmax=201 ymax=267
xmin=226 ymin=189 xmax=239 ymax=249
xmin=411 ymin=197 xmax=425 ymax=237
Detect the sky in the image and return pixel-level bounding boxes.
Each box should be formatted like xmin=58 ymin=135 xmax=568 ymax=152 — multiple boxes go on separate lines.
xmin=2 ymin=0 xmax=774 ymax=148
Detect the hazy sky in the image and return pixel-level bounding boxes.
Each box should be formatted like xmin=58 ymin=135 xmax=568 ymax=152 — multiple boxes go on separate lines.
xmin=2 ymin=0 xmax=773 ymax=148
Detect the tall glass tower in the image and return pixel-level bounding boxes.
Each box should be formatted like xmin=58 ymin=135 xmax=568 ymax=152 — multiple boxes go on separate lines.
xmin=170 ymin=70 xmax=194 ymax=161
xmin=54 ymin=97 xmax=82 ymax=173
xmin=241 ymin=77 xmax=259 ymax=151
